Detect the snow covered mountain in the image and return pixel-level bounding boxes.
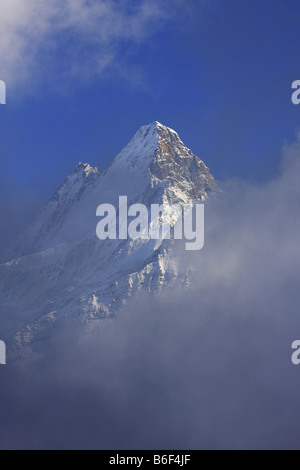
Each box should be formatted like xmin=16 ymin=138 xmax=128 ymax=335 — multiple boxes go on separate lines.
xmin=0 ymin=121 xmax=217 ymax=357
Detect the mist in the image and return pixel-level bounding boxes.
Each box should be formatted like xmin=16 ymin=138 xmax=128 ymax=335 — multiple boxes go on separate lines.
xmin=0 ymin=135 xmax=300 ymax=449
xmin=0 ymin=183 xmax=40 ymax=261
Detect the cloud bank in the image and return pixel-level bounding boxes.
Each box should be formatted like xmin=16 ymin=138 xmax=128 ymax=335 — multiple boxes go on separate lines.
xmin=0 ymin=135 xmax=300 ymax=449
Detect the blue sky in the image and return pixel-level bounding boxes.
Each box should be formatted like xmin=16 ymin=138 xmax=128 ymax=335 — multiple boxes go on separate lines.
xmin=1 ymin=0 xmax=300 ymax=207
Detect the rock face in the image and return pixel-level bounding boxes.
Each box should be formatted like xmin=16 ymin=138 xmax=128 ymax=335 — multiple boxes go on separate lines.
xmin=0 ymin=122 xmax=217 ymax=356
xmin=150 ymin=123 xmax=215 ymax=202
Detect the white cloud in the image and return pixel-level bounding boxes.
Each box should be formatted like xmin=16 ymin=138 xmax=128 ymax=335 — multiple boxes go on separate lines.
xmin=0 ymin=0 xmax=170 ymax=90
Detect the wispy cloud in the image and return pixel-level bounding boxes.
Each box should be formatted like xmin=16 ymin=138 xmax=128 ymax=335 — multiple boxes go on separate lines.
xmin=0 ymin=0 xmax=171 ymax=91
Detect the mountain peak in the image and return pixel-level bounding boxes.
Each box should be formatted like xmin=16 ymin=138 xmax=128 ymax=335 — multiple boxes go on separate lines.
xmin=111 ymin=121 xmax=182 ymax=171
xmin=7 ymin=121 xmax=216 ymax=263
xmin=2 ymin=121 xmax=218 ymax=352
xmin=107 ymin=121 xmax=216 ymax=206
xmin=137 ymin=121 xmax=179 ymax=139
xmin=73 ymin=162 xmax=99 ymax=177
xmin=49 ymin=162 xmax=99 ymax=204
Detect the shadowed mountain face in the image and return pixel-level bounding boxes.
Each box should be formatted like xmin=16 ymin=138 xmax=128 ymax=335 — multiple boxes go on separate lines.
xmin=0 ymin=122 xmax=217 ymax=357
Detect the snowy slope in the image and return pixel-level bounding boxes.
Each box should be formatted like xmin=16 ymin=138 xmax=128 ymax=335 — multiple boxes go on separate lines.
xmin=0 ymin=122 xmax=217 ymax=357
